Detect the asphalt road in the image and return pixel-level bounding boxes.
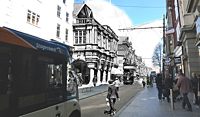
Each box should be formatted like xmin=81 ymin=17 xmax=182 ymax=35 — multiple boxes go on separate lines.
xmin=79 ymin=83 xmax=143 ymax=117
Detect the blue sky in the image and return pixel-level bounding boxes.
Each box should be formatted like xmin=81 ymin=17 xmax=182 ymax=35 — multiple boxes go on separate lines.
xmin=75 ymin=0 xmax=166 ymax=26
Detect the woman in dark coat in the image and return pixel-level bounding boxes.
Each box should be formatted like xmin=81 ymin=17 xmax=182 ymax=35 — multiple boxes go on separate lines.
xmin=155 ymin=73 xmax=163 ymax=101
xmin=163 ymin=75 xmax=173 ymax=102
xmin=106 ymin=80 xmax=119 ymax=115
xmin=191 ymin=72 xmax=198 ymax=105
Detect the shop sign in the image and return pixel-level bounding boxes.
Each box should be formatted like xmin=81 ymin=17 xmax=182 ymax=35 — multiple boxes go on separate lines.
xmin=174 ymin=57 xmax=181 ymax=64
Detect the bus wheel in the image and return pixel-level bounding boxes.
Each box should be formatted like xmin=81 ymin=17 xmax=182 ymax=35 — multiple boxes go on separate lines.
xmin=69 ymin=110 xmax=81 ymax=117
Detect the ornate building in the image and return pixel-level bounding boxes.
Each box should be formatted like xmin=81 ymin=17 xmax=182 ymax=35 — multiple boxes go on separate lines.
xmin=117 ymin=36 xmax=136 ymax=76
xmin=73 ymin=4 xmax=118 ymax=86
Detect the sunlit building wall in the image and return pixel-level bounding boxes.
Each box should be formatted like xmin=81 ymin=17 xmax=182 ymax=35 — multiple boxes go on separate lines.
xmin=0 ymin=0 xmax=74 ymax=46
xmin=168 ymin=0 xmax=200 ymax=78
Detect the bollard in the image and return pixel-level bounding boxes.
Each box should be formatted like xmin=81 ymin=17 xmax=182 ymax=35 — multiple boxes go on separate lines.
xmin=170 ymin=89 xmax=174 ymax=110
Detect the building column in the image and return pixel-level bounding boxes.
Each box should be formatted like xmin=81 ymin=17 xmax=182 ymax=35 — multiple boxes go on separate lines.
xmin=102 ymin=70 xmax=107 ymax=84
xmin=107 ymin=71 xmax=111 ymax=82
xmin=106 ymin=63 xmax=111 ymax=82
xmin=88 ymin=68 xmax=94 ymax=86
xmin=96 ymin=69 xmax=101 ymax=86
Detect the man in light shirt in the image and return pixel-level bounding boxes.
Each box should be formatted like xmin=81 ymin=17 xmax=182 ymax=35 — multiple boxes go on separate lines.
xmin=114 ymin=76 xmax=121 ymax=91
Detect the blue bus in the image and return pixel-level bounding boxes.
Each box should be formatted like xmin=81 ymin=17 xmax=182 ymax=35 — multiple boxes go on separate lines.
xmin=0 ymin=27 xmax=81 ymax=117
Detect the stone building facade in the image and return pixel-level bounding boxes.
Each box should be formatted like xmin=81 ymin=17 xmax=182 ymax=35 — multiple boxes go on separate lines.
xmin=117 ymin=36 xmax=148 ymax=79
xmin=165 ymin=0 xmax=200 ymax=78
xmin=73 ymin=4 xmax=118 ymax=86
xmin=118 ymin=36 xmax=134 ymax=75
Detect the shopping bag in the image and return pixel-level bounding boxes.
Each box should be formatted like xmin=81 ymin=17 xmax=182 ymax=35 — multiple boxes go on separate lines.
xmin=163 ymin=89 xmax=169 ymax=97
xmin=106 ymin=98 xmax=110 ymax=106
xmin=173 ymin=84 xmax=179 ymax=91
xmin=198 ymin=91 xmax=200 ymax=97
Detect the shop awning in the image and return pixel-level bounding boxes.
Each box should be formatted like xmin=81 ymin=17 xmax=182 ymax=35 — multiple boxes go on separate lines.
xmin=166 ymin=28 xmax=175 ymax=35
xmin=0 ymin=27 xmax=70 ymax=57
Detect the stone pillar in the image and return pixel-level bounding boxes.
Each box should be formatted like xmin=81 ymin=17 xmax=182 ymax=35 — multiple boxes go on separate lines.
xmin=107 ymin=63 xmax=112 ymax=82
xmin=96 ymin=69 xmax=101 ymax=86
xmin=107 ymin=70 xmax=111 ymax=82
xmin=88 ymin=68 xmax=94 ymax=86
xmin=102 ymin=70 xmax=107 ymax=84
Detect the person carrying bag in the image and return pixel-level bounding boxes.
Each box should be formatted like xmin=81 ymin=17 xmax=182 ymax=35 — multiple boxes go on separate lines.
xmin=104 ymin=80 xmax=120 ymax=116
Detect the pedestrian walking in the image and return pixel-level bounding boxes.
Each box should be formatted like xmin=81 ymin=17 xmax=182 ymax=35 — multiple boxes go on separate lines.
xmin=150 ymin=75 xmax=154 ymax=87
xmin=176 ymin=70 xmax=192 ymax=112
xmin=190 ymin=72 xmax=198 ymax=105
xmin=155 ymin=73 xmax=163 ymax=101
xmin=163 ymin=73 xmax=173 ymax=102
xmin=92 ymin=75 xmax=97 ymax=87
xmin=142 ymin=79 xmax=146 ymax=88
xmin=129 ymin=74 xmax=134 ymax=85
xmin=104 ymin=80 xmax=120 ymax=116
xmin=146 ymin=75 xmax=150 ymax=87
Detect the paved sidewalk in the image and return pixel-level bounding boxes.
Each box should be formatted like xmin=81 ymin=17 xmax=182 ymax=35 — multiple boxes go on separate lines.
xmin=79 ymin=79 xmax=143 ymax=100
xmin=79 ymin=84 xmax=108 ymax=100
xmin=78 ymin=79 xmax=141 ymax=100
xmin=116 ymin=84 xmax=200 ymax=117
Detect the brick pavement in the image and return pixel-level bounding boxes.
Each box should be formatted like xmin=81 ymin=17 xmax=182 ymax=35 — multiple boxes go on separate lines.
xmin=115 ymin=84 xmax=200 ymax=117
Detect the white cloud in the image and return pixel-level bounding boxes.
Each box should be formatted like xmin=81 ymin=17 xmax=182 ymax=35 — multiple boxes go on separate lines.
xmin=131 ymin=20 xmax=163 ymax=67
xmin=86 ymin=0 xmax=132 ymax=35
xmin=85 ymin=0 xmax=163 ymax=68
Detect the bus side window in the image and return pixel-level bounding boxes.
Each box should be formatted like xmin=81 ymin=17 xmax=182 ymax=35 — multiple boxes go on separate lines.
xmin=66 ymin=71 xmax=77 ymax=99
xmin=0 ymin=58 xmax=9 ymax=95
xmin=0 ymin=50 xmax=12 ymax=95
xmin=0 ymin=47 xmax=11 ymax=111
xmin=47 ymin=64 xmax=63 ymax=101
xmin=48 ymin=65 xmax=63 ymax=88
